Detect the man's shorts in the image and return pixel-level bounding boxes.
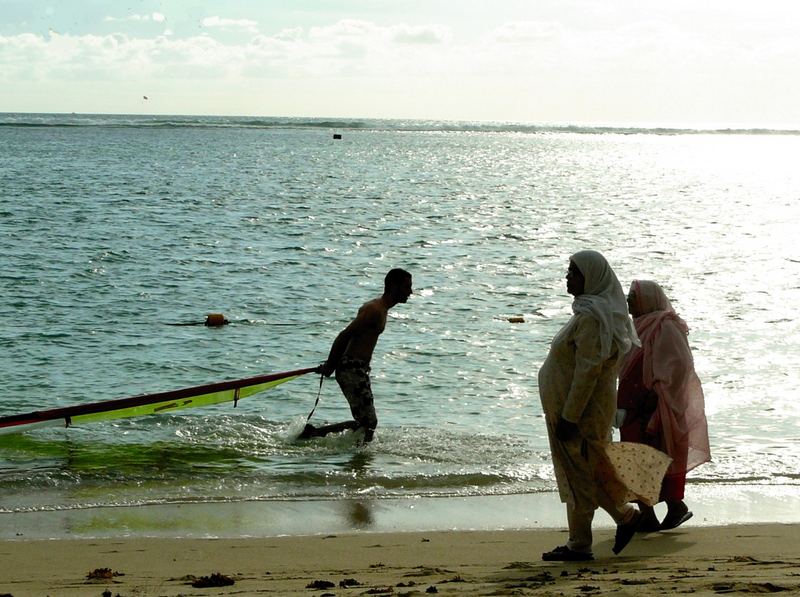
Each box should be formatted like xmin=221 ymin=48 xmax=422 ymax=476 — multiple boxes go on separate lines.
xmin=335 ymin=355 xmax=377 ymax=432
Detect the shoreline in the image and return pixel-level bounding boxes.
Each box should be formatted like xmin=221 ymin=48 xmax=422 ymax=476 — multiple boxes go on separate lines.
xmin=3 ymin=483 xmax=798 ymax=541
xmin=2 ymin=524 xmax=798 ymax=596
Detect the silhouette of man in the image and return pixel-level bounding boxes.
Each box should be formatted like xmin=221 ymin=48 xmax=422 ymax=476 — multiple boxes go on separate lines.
xmin=302 ymin=268 xmax=412 ymax=442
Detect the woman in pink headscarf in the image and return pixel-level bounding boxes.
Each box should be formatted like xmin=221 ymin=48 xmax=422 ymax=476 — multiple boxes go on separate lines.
xmin=618 ymin=280 xmax=711 ymax=531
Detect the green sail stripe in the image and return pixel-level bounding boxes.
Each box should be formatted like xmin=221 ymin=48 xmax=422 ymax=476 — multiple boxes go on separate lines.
xmin=69 ymin=375 xmax=302 ymax=425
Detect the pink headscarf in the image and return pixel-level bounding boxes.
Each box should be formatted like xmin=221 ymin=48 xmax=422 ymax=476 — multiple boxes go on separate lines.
xmin=621 ymin=280 xmax=711 ymax=474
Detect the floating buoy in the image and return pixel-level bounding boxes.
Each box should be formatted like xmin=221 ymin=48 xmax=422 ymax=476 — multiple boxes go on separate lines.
xmin=333 ymin=133 xmax=342 ymax=140
xmin=205 ymin=313 xmax=229 ymax=326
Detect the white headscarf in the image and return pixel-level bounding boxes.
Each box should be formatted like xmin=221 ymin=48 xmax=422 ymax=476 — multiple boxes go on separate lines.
xmin=570 ymin=250 xmax=640 ymax=359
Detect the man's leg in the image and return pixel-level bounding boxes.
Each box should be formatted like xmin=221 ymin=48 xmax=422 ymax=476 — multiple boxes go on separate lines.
xmin=297 ymin=365 xmax=361 ymax=439
xmin=336 ymin=364 xmax=377 ymax=442
xmin=299 ymin=420 xmax=360 ymax=438
xmin=299 ymin=360 xmax=376 ymax=440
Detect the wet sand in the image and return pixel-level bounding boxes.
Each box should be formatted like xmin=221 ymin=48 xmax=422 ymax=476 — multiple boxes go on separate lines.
xmin=4 ymin=484 xmax=798 ymax=540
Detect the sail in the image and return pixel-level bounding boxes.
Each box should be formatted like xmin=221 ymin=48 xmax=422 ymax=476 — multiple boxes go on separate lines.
xmin=0 ymin=367 xmax=317 ymax=435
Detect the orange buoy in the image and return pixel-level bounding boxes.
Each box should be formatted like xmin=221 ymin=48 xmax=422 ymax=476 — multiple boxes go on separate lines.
xmin=205 ymin=313 xmax=228 ymax=326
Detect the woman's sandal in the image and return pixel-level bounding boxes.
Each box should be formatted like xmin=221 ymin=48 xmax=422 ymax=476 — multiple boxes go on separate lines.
xmin=661 ymin=510 xmax=693 ymax=530
xmin=613 ymin=510 xmax=643 ymax=554
xmin=542 ymin=545 xmax=594 ymax=561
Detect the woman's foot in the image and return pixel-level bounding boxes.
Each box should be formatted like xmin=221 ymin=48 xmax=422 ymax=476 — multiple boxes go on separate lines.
xmin=613 ymin=509 xmax=642 ymax=554
xmin=637 ymin=505 xmax=661 ymax=533
xmin=661 ymin=501 xmax=693 ymax=530
xmin=542 ymin=545 xmax=594 ymax=561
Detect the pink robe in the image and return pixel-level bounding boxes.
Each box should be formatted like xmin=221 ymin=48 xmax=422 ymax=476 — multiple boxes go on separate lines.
xmin=618 ymin=281 xmax=711 ymax=501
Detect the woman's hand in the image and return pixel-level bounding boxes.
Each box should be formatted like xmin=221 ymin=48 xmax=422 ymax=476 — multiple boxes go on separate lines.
xmin=642 ymin=390 xmax=659 ymax=413
xmin=556 ymin=416 xmax=580 ymax=441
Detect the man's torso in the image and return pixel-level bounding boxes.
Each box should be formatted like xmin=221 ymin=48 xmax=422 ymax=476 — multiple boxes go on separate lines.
xmin=343 ymin=298 xmax=387 ymax=362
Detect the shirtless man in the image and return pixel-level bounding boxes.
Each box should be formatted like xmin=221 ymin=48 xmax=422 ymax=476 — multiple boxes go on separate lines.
xmin=301 ymin=268 xmax=412 ymax=442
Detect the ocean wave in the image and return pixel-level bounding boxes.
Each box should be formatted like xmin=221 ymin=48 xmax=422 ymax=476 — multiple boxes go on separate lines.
xmin=1 ymin=112 xmax=798 ymax=136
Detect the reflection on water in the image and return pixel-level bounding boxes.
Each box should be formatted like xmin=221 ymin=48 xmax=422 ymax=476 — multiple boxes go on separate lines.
xmin=341 ymin=451 xmax=376 ymax=527
xmin=344 ymin=450 xmax=374 ymax=475
xmin=344 ymin=501 xmax=375 ymax=528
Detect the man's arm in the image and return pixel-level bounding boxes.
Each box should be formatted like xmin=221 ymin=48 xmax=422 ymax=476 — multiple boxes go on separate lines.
xmin=321 ymin=325 xmax=354 ymax=376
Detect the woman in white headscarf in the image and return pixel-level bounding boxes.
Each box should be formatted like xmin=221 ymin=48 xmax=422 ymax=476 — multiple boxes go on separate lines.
xmin=538 ymin=250 xmax=669 ymax=561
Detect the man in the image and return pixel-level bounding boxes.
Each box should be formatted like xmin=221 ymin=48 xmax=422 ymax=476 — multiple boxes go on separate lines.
xmin=301 ymin=268 xmax=412 ymax=442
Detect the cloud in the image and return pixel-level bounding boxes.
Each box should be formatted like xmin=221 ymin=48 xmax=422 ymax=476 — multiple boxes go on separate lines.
xmin=306 ymin=19 xmax=449 ymax=45
xmin=292 ymin=20 xmax=452 ymax=76
xmin=201 ymin=16 xmax=258 ymax=34
xmin=104 ymin=13 xmax=166 ymax=23
xmin=104 ymin=14 xmax=144 ymax=22
xmin=488 ymin=21 xmax=563 ymax=44
xmin=2 ymin=16 xmax=797 ymax=86
xmin=392 ymin=24 xmax=451 ymax=45
xmin=0 ymin=31 xmax=225 ymax=81
xmin=0 ymin=20 xmax=457 ymax=87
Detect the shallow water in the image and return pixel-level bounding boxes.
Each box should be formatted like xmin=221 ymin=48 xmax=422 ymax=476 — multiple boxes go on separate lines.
xmin=1 ymin=114 xmax=799 ymax=514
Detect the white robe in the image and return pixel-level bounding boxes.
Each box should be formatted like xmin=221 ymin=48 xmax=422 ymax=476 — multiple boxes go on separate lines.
xmin=539 ymin=313 xmax=669 ymax=511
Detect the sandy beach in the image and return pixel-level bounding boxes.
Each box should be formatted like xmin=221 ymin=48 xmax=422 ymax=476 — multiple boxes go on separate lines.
xmin=3 ymin=489 xmax=800 ymax=597
xmin=1 ymin=523 xmax=799 ymax=596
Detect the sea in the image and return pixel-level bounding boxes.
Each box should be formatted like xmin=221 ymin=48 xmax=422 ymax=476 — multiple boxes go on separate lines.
xmin=1 ymin=113 xmax=799 ymax=535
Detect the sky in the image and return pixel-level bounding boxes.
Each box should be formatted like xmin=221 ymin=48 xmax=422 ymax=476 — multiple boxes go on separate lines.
xmin=1 ymin=0 xmax=799 ymax=127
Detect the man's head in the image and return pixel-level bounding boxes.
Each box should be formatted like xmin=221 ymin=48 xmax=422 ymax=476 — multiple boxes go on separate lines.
xmin=384 ymin=268 xmax=413 ymax=304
